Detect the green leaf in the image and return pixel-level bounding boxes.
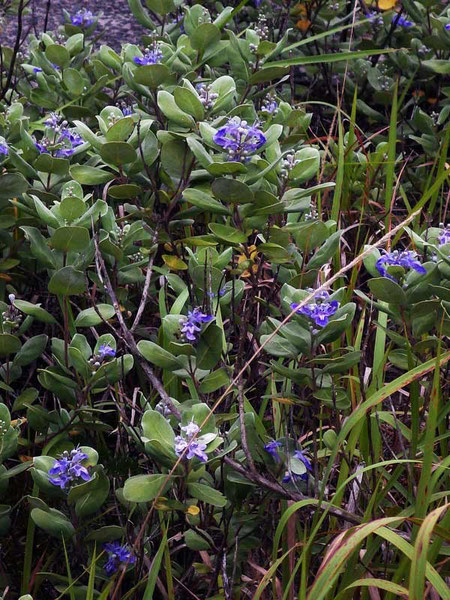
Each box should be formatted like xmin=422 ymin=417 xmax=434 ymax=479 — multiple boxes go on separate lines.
xmin=206 ymin=162 xmax=247 ymax=176
xmin=190 ymin=23 xmax=221 ymax=51
xmin=182 ymin=188 xmax=230 ymax=215
xmin=63 ymin=68 xmax=84 ymax=96
xmin=134 ymin=64 xmax=170 ymax=88
xmin=20 ymin=226 xmax=55 ymax=268
xmin=187 ymin=483 xmax=227 ymax=507
xmin=31 ymin=507 xmax=75 ymax=539
xmin=184 ymin=529 xmax=212 ymax=550
xmin=249 ymin=66 xmax=290 ymax=84
xmin=157 ymin=91 xmax=195 ymax=128
xmin=212 ymin=177 xmax=254 ymax=204
xmin=105 ymin=117 xmax=134 ymax=142
xmin=50 ymin=226 xmax=90 ymax=253
xmin=368 ymin=277 xmax=407 ymax=305
xmin=84 ymin=525 xmax=124 ymax=543
xmin=208 ymin=223 xmax=247 ymax=244
xmin=13 ymin=299 xmax=56 ymax=324
xmin=422 ymin=59 xmax=450 ymax=75
xmin=71 ymin=468 xmax=110 ymax=518
xmin=137 ymin=340 xmax=182 ymax=369
xmin=75 ymin=304 xmax=115 ymax=327
xmin=196 ymin=325 xmax=223 ymax=370
xmin=0 ymin=334 xmax=21 ymax=357
xmin=108 ymin=184 xmax=142 ymax=199
xmin=14 ymin=335 xmax=48 ymax=367
xmin=173 ymin=87 xmax=204 ymax=120
xmin=199 ymin=368 xmax=229 ymax=393
xmin=70 ymin=165 xmax=115 ymax=185
xmin=141 ymin=409 xmax=175 ymax=447
xmin=100 ymin=141 xmax=137 ymax=166
xmin=48 ymin=266 xmax=86 ymax=295
xmin=145 ymin=0 xmax=175 ymax=15
xmin=0 ymin=173 xmax=29 ymax=199
xmin=307 ymin=231 xmax=341 ymax=269
xmin=60 ymin=196 xmax=86 ymax=221
xmin=34 ymin=154 xmax=70 ymax=175
xmin=45 ymin=44 xmax=70 ymax=68
xmin=123 ymin=474 xmax=172 ymax=503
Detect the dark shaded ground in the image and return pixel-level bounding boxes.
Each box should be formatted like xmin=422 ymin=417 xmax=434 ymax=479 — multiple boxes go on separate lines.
xmin=2 ymin=0 xmax=147 ymax=49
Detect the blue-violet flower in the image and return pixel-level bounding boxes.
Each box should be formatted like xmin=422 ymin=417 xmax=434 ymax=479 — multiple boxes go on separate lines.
xmin=282 ymin=449 xmax=312 ymax=483
xmin=174 ymin=436 xmax=208 ymax=462
xmin=438 ymin=225 xmax=450 ymax=247
xmin=393 ymin=15 xmax=414 ymax=27
xmin=291 ymin=290 xmax=339 ymax=328
xmin=375 ymin=250 xmax=426 ymax=280
xmin=133 ymin=45 xmax=163 ymax=66
xmin=103 ymin=542 xmax=136 ymax=575
xmin=0 ymin=142 xmax=9 ymax=156
xmin=213 ymin=117 xmax=266 ymax=163
xmin=98 ymin=344 xmax=116 ymax=359
xmin=179 ymin=308 xmax=213 ymax=343
xmin=48 ymin=448 xmax=91 ymax=490
xmin=264 ymin=440 xmax=283 ymax=462
xmin=71 ymin=9 xmax=96 ymax=27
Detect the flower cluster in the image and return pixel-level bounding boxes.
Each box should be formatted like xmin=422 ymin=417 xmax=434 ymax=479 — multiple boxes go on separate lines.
xmin=174 ymin=421 xmax=208 ymax=462
xmin=88 ymin=343 xmax=116 ymax=371
xmin=179 ymin=308 xmax=213 ymax=343
xmin=48 ymin=448 xmax=91 ymax=490
xmin=34 ymin=114 xmax=83 ymax=158
xmin=1 ymin=294 xmax=22 ymax=330
xmin=375 ymin=250 xmax=426 ymax=280
xmin=438 ymin=225 xmax=450 ymax=246
xmin=103 ymin=542 xmax=136 ymax=575
xmin=71 ymin=9 xmax=96 ymax=28
xmin=0 ymin=141 xmax=9 ymax=157
xmin=213 ymin=117 xmax=266 ymax=163
xmin=393 ymin=15 xmax=414 ymax=28
xmin=196 ymin=83 xmax=218 ymax=110
xmin=291 ymin=290 xmax=339 ymax=328
xmin=261 ymin=94 xmax=278 ymax=115
xmin=133 ymin=44 xmax=163 ymax=65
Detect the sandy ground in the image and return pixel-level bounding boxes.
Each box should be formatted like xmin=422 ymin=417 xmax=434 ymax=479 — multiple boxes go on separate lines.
xmin=2 ymin=0 xmax=147 ymax=49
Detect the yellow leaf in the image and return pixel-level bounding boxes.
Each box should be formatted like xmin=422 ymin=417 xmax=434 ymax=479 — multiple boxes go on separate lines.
xmin=186 ymin=505 xmax=200 ymax=516
xmin=162 ymin=254 xmax=188 ymax=271
xmin=378 ymin=0 xmax=397 ymax=10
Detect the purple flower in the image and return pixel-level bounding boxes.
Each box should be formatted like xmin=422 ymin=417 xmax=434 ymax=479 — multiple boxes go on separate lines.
xmin=264 ymin=440 xmax=283 ymax=462
xmin=34 ymin=139 xmax=50 ymax=154
xmin=49 ymin=447 xmax=91 ymax=490
xmin=291 ymin=291 xmax=339 ymax=328
xmin=262 ymin=98 xmax=278 ymax=114
xmin=133 ymin=45 xmax=163 ymax=66
xmin=174 ymin=436 xmax=208 ymax=462
xmin=181 ymin=420 xmax=200 ymax=438
xmin=375 ymin=250 xmax=426 ymax=280
xmin=179 ymin=307 xmax=213 ymax=343
xmin=45 ymin=112 xmax=62 ymax=128
xmin=33 ymin=67 xmax=43 ymax=73
xmin=366 ymin=11 xmax=383 ymax=26
xmin=98 ymin=344 xmax=116 ymax=359
xmin=213 ymin=117 xmax=266 ymax=163
xmin=71 ymin=9 xmax=96 ymax=28
xmin=0 ymin=142 xmax=9 ymax=156
xmin=103 ymin=542 xmax=136 ymax=576
xmin=438 ymin=225 xmax=450 ymax=246
xmin=446 ymin=24 xmax=450 ymax=31
xmin=393 ymin=15 xmax=414 ymax=28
